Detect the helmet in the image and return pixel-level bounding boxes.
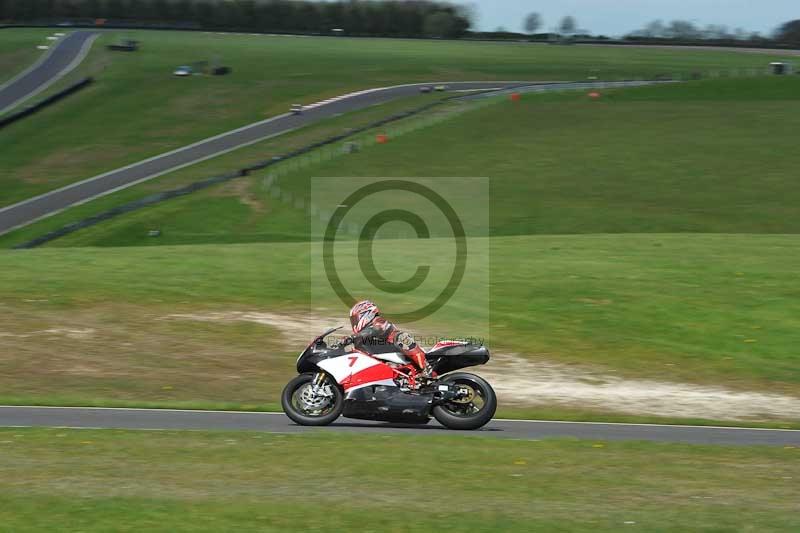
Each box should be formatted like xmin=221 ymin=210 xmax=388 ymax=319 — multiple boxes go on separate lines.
xmin=350 ymin=300 xmax=380 ymax=334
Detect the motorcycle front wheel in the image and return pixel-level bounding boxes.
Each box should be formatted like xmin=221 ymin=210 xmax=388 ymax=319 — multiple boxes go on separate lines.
xmin=432 ymin=372 xmax=497 ymax=430
xmin=281 ymin=373 xmax=344 ymax=426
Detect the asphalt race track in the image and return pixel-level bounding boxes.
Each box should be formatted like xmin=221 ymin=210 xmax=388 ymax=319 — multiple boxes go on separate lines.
xmin=1 ymin=406 xmax=798 ymax=446
xmin=0 ymin=79 xmax=661 ymax=235
xmin=0 ymin=30 xmax=98 ymax=114
xmin=0 ymin=80 xmax=530 ymax=234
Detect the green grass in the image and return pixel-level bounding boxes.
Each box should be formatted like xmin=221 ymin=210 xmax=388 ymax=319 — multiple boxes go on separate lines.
xmin=18 ymin=76 xmax=800 ymax=249
xmin=0 ymin=28 xmax=795 ymax=206
xmin=1 ymin=234 xmax=799 ymax=405
xmin=3 ymin=35 xmax=800 ymax=422
xmin=0 ymin=29 xmax=54 ymax=85
xmin=0 ymin=91 xmax=452 ymax=249
xmin=1 ymin=428 xmax=798 ymax=532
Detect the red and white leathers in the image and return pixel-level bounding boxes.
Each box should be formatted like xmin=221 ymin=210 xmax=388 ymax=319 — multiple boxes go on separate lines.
xmin=349 ymin=301 xmax=431 ymax=378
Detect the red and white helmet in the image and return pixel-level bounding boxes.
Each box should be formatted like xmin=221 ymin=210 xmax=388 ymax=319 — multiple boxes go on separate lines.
xmin=350 ymin=300 xmax=380 ymax=334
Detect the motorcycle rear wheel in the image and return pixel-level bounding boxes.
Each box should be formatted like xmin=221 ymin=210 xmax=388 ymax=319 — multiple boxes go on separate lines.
xmin=281 ymin=373 xmax=344 ymax=426
xmin=432 ymin=373 xmax=497 ymax=430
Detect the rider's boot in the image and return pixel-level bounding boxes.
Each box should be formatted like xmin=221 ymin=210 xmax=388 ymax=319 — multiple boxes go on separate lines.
xmin=407 ymin=362 xmax=435 ymax=390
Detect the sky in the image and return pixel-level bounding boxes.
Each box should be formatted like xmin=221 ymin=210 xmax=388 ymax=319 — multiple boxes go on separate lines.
xmin=464 ymin=0 xmax=797 ymax=36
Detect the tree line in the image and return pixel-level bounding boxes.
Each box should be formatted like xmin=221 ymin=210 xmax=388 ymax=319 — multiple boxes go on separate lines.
xmin=520 ymin=12 xmax=800 ymax=46
xmin=627 ymin=18 xmax=800 ymax=45
xmin=0 ymin=0 xmax=472 ymax=38
xmin=628 ymin=19 xmax=761 ymax=41
xmin=3 ymin=1 xmax=799 ymax=46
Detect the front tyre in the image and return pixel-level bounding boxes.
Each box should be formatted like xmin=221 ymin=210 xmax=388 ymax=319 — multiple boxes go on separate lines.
xmin=432 ymin=373 xmax=497 ymax=430
xmin=281 ymin=373 xmax=343 ymax=426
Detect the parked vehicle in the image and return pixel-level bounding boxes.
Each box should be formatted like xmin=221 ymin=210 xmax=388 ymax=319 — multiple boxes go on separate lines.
xmin=173 ymin=66 xmax=193 ymax=77
xmin=107 ymin=40 xmax=139 ymax=52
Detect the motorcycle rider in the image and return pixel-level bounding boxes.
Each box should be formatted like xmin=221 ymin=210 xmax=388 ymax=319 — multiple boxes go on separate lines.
xmin=346 ymin=300 xmax=434 ymax=385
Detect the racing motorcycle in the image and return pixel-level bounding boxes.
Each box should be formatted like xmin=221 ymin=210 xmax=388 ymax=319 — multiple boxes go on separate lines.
xmin=281 ymin=327 xmax=497 ymax=430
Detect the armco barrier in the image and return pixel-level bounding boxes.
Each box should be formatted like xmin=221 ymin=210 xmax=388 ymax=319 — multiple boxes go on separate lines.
xmin=0 ymin=77 xmax=93 ymax=130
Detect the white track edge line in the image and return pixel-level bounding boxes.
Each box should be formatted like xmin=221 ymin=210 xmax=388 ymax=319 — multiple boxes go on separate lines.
xmin=3 ymin=425 xmax=294 ymax=434
xmin=1 ymin=406 xmax=797 ymax=432
xmin=0 ymin=406 xmax=286 ymax=415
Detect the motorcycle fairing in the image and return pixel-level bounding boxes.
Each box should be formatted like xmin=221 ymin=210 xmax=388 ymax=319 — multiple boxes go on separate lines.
xmin=316 ymin=352 xmax=397 ymax=393
xmin=430 ymin=340 xmax=469 ymax=351
xmin=296 ymin=345 xmax=346 ymax=374
xmin=366 ymin=351 xmax=407 ymax=365
xmin=343 ymin=384 xmax=433 ymax=424
xmin=426 ymin=344 xmax=490 ymax=375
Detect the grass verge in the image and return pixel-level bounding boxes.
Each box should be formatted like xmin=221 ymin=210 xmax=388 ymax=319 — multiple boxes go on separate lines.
xmin=1 ymin=235 xmax=798 ymax=404
xmin=1 ymin=28 xmax=794 ymax=205
xmin=1 ymin=428 xmax=798 ymax=532
xmin=20 ymin=76 xmax=800 ymax=248
xmin=0 ymin=91 xmax=451 ymax=248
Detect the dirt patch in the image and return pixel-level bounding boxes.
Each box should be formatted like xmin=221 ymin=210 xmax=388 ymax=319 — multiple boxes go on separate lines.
xmin=5 ymin=305 xmax=799 ymax=420
xmin=477 ymin=352 xmax=800 ymax=421
xmin=0 ymin=328 xmax=94 ymax=339
xmin=0 ymin=305 xmax=294 ymax=403
xmin=166 ymin=311 xmax=344 ymax=346
xmin=168 ymin=310 xmax=800 ymax=421
xmin=209 ymin=179 xmax=267 ymax=215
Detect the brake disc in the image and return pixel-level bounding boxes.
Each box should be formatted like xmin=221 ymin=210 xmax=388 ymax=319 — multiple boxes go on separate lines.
xmin=451 ymin=385 xmax=476 ymax=404
xmin=299 ymin=384 xmax=332 ymax=409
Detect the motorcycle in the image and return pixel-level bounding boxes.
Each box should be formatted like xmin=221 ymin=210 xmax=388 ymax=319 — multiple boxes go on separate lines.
xmin=281 ymin=327 xmax=497 ymax=430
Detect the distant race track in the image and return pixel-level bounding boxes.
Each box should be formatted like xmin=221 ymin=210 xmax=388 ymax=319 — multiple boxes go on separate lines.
xmin=1 ymin=406 xmax=798 ymax=446
xmin=0 ymin=79 xmax=665 ymax=236
xmin=0 ymin=30 xmax=98 ymax=114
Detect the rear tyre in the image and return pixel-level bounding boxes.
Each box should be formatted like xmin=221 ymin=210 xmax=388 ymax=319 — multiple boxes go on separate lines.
xmin=432 ymin=373 xmax=497 ymax=430
xmin=281 ymin=373 xmax=343 ymax=426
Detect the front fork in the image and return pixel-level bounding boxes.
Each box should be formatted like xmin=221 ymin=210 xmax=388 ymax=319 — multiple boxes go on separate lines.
xmin=310 ymin=371 xmax=332 ymax=397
